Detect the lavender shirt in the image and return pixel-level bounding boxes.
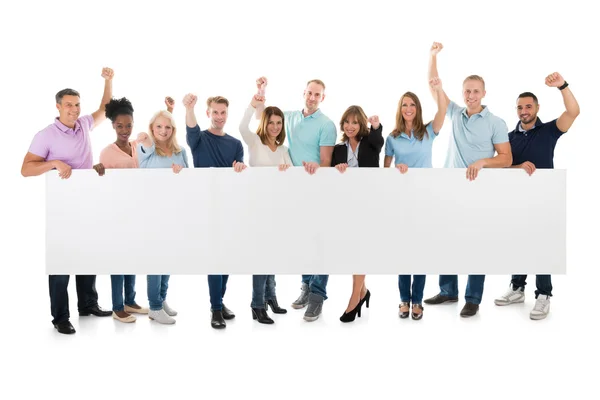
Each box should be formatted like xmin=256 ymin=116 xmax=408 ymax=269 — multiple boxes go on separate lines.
xmin=28 ymin=115 xmax=94 ymax=169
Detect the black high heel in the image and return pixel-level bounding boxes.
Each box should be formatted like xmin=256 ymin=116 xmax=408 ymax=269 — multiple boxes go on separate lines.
xmin=360 ymin=289 xmax=371 ymax=308
xmin=265 ymin=298 xmax=287 ymax=314
xmin=340 ymin=299 xmax=363 ymax=323
xmin=251 ymin=308 xmax=274 ymax=324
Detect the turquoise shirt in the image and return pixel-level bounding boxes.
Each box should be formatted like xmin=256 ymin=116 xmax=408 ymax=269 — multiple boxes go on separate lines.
xmin=284 ymin=109 xmax=336 ymax=166
xmin=444 ymin=101 xmax=508 ymax=168
xmin=138 ymin=143 xmax=189 ymax=169
xmin=385 ymin=124 xmax=437 ymax=168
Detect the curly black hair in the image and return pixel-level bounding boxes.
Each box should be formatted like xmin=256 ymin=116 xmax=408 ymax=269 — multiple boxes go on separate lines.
xmin=105 ymin=97 xmax=134 ymax=122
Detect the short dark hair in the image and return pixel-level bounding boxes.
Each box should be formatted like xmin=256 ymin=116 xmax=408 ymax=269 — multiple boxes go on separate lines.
xmin=55 ymin=88 xmax=80 ymax=104
xmin=105 ymin=97 xmax=134 ymax=122
xmin=518 ymin=92 xmax=538 ymax=104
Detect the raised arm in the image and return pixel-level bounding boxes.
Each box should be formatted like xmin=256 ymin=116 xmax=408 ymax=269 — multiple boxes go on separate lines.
xmin=366 ymin=115 xmax=384 ymax=151
xmin=428 ymin=42 xmax=450 ymax=105
xmin=91 ymin=67 xmax=114 ymax=128
xmin=545 ymin=72 xmax=580 ymax=133
xmin=183 ymin=93 xmax=202 ymax=150
xmin=254 ymin=76 xmax=267 ymax=119
xmin=239 ymin=95 xmax=264 ymax=147
xmin=429 ymin=77 xmax=448 ymax=133
xmin=165 ymin=96 xmax=175 ymax=114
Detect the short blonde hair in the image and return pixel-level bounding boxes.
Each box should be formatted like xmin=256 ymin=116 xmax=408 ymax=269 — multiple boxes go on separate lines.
xmin=148 ymin=110 xmax=182 ymax=157
xmin=206 ymin=96 xmax=229 ymax=108
xmin=306 ymin=79 xmax=326 ymax=90
xmin=463 ymin=75 xmax=486 ymax=90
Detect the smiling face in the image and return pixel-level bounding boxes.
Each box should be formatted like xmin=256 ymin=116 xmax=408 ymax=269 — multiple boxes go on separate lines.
xmin=517 ymin=96 xmax=539 ymax=126
xmin=112 ymin=114 xmax=134 ymax=143
xmin=207 ymin=102 xmax=228 ymax=130
xmin=151 ymin=115 xmax=174 ymax=144
xmin=462 ymin=79 xmax=486 ymax=111
xmin=56 ymin=95 xmax=81 ymax=126
xmin=303 ymin=81 xmax=325 ymax=114
xmin=400 ymin=96 xmax=417 ymax=123
xmin=342 ymin=114 xmax=360 ymax=139
xmin=267 ymin=114 xmax=283 ymax=138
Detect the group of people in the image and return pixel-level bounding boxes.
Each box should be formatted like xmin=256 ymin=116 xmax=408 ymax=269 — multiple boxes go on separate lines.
xmin=21 ymin=42 xmax=579 ymax=334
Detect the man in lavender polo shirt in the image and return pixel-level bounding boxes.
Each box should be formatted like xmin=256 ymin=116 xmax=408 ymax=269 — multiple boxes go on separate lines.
xmin=21 ymin=68 xmax=115 ymax=334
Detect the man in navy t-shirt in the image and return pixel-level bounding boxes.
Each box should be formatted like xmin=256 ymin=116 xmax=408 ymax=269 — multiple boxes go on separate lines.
xmin=184 ymin=93 xmax=246 ymax=329
xmin=494 ymin=72 xmax=579 ymax=320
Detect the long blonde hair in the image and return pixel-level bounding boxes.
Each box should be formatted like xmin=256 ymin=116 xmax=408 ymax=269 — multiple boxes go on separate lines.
xmin=148 ymin=110 xmax=182 ymax=156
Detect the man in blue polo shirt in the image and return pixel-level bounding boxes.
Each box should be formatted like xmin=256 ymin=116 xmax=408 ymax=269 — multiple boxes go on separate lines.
xmin=423 ymin=42 xmax=513 ymax=317
xmin=494 ymin=72 xmax=579 ymax=320
xmin=255 ymin=76 xmax=336 ymax=322
xmin=184 ymin=93 xmax=246 ymax=329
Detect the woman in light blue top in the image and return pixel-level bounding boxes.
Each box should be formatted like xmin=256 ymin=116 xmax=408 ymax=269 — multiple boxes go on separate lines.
xmin=137 ymin=109 xmax=187 ymax=324
xmin=384 ymin=78 xmax=447 ymax=320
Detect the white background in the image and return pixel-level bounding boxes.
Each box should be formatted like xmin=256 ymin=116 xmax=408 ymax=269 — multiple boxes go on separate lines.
xmin=2 ymin=0 xmax=598 ymax=399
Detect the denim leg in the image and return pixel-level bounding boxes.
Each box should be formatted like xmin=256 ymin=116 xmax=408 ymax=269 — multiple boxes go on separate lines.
xmin=221 ymin=275 xmax=229 ymax=300
xmin=49 ymin=275 xmax=70 ymax=324
xmin=110 ymin=275 xmax=125 ymax=312
xmin=264 ymin=275 xmax=276 ymax=300
xmin=301 ymin=275 xmax=311 ymax=285
xmin=159 ymin=275 xmax=170 ymax=301
xmin=75 ymin=275 xmax=99 ymax=311
xmin=439 ymin=275 xmax=458 ymax=297
xmin=465 ymin=275 xmax=486 ymax=305
xmin=124 ymin=275 xmax=136 ymax=306
xmin=511 ymin=275 xmax=528 ymax=290
xmin=147 ymin=275 xmax=163 ymax=311
xmin=252 ymin=275 xmax=268 ymax=308
xmin=535 ymin=275 xmax=553 ymax=298
xmin=398 ymin=275 xmax=411 ymax=302
xmin=208 ymin=275 xmax=223 ymax=311
xmin=308 ymin=275 xmax=329 ymax=299
xmin=412 ymin=275 xmax=426 ymax=304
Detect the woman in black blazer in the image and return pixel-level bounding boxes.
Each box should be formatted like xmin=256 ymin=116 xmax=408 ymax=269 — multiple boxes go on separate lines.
xmin=332 ymin=105 xmax=384 ymax=322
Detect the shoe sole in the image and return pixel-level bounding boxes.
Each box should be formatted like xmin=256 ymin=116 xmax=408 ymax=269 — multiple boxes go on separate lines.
xmin=494 ymin=298 xmax=525 ymax=306
xmin=291 ymin=303 xmax=307 ymax=309
xmin=148 ymin=317 xmax=176 ymax=324
xmin=211 ymin=324 xmax=226 ymax=329
xmin=303 ymin=315 xmax=319 ymax=321
xmin=423 ymin=298 xmax=459 ymax=305
xmin=124 ymin=307 xmax=149 ymax=314
xmin=530 ymin=314 xmax=548 ymax=320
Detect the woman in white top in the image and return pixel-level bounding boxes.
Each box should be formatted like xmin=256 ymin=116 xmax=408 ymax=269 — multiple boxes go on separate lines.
xmin=239 ymin=94 xmax=291 ymax=324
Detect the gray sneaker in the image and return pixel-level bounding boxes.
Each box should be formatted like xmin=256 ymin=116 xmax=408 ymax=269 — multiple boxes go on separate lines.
xmin=291 ymin=283 xmax=309 ymax=309
xmin=303 ymin=293 xmax=324 ymax=321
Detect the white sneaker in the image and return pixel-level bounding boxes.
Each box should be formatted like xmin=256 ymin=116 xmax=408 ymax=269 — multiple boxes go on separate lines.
xmin=494 ymin=286 xmax=525 ymax=306
xmin=530 ymin=295 xmax=551 ymax=320
xmin=162 ymin=301 xmax=178 ymax=316
xmin=149 ymin=309 xmax=176 ymax=324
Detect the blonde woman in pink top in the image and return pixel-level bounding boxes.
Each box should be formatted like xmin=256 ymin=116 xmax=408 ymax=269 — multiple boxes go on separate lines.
xmin=95 ymin=97 xmax=150 ymax=323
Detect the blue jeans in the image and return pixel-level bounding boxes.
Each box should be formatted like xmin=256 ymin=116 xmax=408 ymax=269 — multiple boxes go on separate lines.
xmin=147 ymin=275 xmax=170 ymax=311
xmin=208 ymin=275 xmax=229 ymax=311
xmin=251 ymin=275 xmax=276 ymax=308
xmin=49 ymin=275 xmax=99 ymax=324
xmin=301 ymin=275 xmax=328 ymax=299
xmin=111 ymin=275 xmax=137 ymax=312
xmin=511 ymin=275 xmax=553 ymax=297
xmin=398 ymin=275 xmax=426 ymax=304
xmin=439 ymin=275 xmax=485 ymax=305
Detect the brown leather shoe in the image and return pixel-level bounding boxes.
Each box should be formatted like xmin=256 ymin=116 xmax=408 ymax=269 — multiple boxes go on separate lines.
xmin=424 ymin=294 xmax=459 ymax=305
xmin=460 ymin=302 xmax=479 ymax=317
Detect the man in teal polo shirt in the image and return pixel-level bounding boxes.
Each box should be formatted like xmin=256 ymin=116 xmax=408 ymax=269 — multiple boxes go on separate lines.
xmin=423 ymin=42 xmax=512 ymax=317
xmin=255 ymin=77 xmax=336 ymax=321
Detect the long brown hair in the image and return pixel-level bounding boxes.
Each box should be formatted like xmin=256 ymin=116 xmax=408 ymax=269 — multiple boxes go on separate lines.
xmin=339 ymin=105 xmax=369 ymax=142
xmin=256 ymin=106 xmax=286 ymax=146
xmin=391 ymin=92 xmax=430 ymax=141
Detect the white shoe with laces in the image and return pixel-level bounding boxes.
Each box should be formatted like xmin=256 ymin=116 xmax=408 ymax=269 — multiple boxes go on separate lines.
xmin=530 ymin=295 xmax=551 ymax=320
xmin=494 ymin=285 xmax=525 ymax=306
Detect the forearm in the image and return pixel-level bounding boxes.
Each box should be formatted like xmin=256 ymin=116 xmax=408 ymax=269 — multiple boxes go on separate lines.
xmin=185 ymin=108 xmax=198 ymax=128
xmin=428 ymin=54 xmax=439 ymax=82
xmin=561 ymin=87 xmax=580 ymax=117
xmin=21 ymin=160 xmax=57 ymax=177
xmin=480 ymin=153 xmax=512 ymax=168
xmin=100 ymin=79 xmax=112 ymax=111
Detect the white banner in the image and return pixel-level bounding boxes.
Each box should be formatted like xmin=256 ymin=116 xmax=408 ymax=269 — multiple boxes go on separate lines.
xmin=46 ymin=168 xmax=566 ymax=275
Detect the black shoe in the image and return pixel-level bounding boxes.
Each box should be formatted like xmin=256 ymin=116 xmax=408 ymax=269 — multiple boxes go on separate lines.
xmin=252 ymin=308 xmax=274 ymax=324
xmin=79 ymin=305 xmax=112 ymax=317
xmin=360 ymin=290 xmax=371 ymax=308
xmin=340 ymin=299 xmax=364 ymax=323
xmin=222 ymin=304 xmax=235 ymax=320
xmin=54 ymin=320 xmax=76 ymax=334
xmin=423 ymin=294 xmax=459 ymax=305
xmin=265 ymin=298 xmax=287 ymax=314
xmin=211 ymin=310 xmax=226 ymax=329
xmin=460 ymin=302 xmax=479 ymax=318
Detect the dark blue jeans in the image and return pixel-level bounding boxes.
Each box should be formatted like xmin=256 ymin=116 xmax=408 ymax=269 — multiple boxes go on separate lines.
xmin=439 ymin=275 xmax=486 ymax=305
xmin=301 ymin=275 xmax=328 ymax=299
xmin=398 ymin=275 xmax=426 ymax=304
xmin=49 ymin=275 xmax=99 ymax=325
xmin=511 ymin=275 xmax=553 ymax=297
xmin=147 ymin=275 xmax=170 ymax=311
xmin=111 ymin=275 xmax=137 ymax=312
xmin=252 ymin=275 xmax=276 ymax=308
xmin=208 ymin=275 xmax=229 ymax=310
